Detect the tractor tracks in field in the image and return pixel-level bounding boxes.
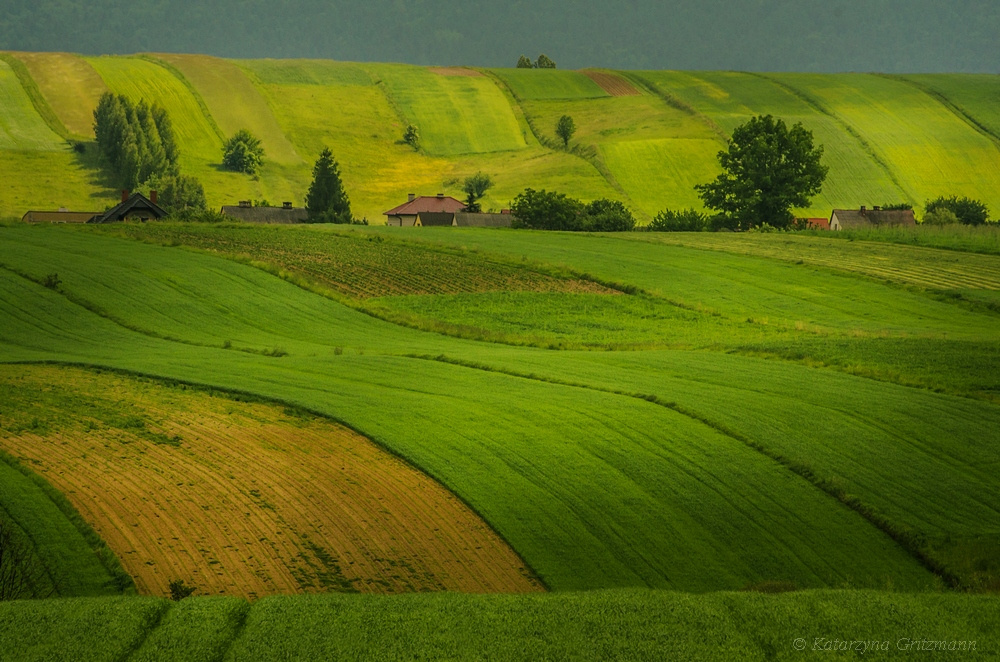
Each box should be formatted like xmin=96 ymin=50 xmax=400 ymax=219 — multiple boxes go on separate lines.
xmin=404 ymin=352 xmax=961 ymax=588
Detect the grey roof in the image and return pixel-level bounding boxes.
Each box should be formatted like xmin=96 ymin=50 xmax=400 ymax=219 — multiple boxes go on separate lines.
xmin=417 ymin=212 xmax=456 ymax=226
xmin=220 ymin=206 xmax=309 ymax=224
xmin=22 ymin=211 xmax=101 ymax=223
xmin=831 ymin=208 xmax=916 ymax=229
xmin=93 ymin=193 xmax=168 ymax=223
xmin=454 ymin=212 xmax=512 ymax=228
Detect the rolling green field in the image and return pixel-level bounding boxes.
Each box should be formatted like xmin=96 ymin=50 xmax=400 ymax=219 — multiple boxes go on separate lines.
xmin=2 ymin=52 xmax=1000 ymax=220
xmin=2 ymin=590 xmax=997 ymax=661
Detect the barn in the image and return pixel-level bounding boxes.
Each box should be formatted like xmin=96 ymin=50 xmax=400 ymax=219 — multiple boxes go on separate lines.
xmin=830 ymin=206 xmax=916 ymax=230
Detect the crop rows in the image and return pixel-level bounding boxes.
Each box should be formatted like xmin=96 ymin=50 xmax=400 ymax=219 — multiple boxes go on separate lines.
xmin=90 ymin=223 xmax=614 ymax=299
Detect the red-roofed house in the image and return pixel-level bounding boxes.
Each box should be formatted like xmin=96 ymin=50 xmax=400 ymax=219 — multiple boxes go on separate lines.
xmin=384 ymin=193 xmax=465 ymax=226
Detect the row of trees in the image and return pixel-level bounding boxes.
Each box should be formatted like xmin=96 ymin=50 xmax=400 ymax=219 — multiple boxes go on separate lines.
xmin=511 ymin=189 xmax=635 ymax=232
xmin=516 ymin=54 xmax=556 ymax=69
xmin=93 ymin=93 xmax=178 ymax=191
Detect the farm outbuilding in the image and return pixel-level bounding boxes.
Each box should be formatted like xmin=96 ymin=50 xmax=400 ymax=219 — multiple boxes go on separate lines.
xmin=384 ymin=193 xmax=465 ymax=226
xmin=455 ymin=212 xmax=512 ymax=228
xmin=830 ymin=206 xmax=916 ymax=230
xmin=92 ymin=191 xmax=168 ymax=223
xmin=221 ymin=201 xmax=308 ymax=224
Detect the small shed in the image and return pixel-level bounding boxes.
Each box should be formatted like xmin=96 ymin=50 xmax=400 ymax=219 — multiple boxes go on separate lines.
xmin=221 ymin=201 xmax=309 ymax=224
xmin=384 ymin=193 xmax=465 ymax=226
xmin=92 ymin=191 xmax=168 ymax=223
xmin=830 ymin=206 xmax=916 ymax=230
xmin=22 ymin=210 xmax=100 ymax=224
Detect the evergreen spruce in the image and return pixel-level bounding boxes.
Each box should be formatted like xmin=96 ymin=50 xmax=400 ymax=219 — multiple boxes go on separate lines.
xmin=306 ymin=148 xmax=352 ymax=224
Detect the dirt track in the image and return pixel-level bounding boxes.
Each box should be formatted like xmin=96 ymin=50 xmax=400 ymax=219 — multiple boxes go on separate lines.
xmin=0 ymin=366 xmax=543 ymax=598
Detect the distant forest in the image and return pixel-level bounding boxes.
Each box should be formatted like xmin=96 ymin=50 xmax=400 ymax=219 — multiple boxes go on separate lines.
xmin=1 ymin=0 xmax=998 ymax=72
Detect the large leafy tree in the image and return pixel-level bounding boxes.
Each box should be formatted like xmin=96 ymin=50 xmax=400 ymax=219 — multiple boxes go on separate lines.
xmin=93 ymin=93 xmax=177 ymax=190
xmin=696 ymin=115 xmax=827 ymax=230
xmin=461 ymin=171 xmax=494 ymax=212
xmin=306 ymin=148 xmax=352 ymax=224
xmin=555 ymin=115 xmax=576 ymax=147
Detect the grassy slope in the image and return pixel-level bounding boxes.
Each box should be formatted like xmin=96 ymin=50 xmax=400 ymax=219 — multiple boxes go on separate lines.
xmin=7 ymin=52 xmax=107 ymax=138
xmin=237 ymin=58 xmax=618 ymax=221
xmin=0 ymin=456 xmax=122 ymax=598
xmin=84 ymin=56 xmax=263 ymax=208
xmin=898 ymin=74 xmax=1000 ymax=145
xmin=0 ymin=57 xmax=65 ymax=150
xmin=1 ymin=590 xmax=997 ymax=661
xmin=772 ymin=73 xmax=1000 ymax=216
xmin=637 ymin=70 xmax=909 ymax=216
xmin=0 ymin=225 xmax=956 ymax=592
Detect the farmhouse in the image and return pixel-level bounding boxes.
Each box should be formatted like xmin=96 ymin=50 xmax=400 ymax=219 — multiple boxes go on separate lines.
xmin=830 ymin=206 xmax=916 ymax=230
xmin=221 ymin=201 xmax=309 ymax=224
xmin=22 ymin=209 xmax=101 ymax=224
xmin=92 ymin=191 xmax=168 ymax=223
xmin=384 ymin=193 xmax=465 ymax=226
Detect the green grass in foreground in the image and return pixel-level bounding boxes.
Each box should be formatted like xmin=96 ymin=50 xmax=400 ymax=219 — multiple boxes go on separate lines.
xmin=804 ymin=223 xmax=1000 ymax=255
xmin=0 ymin=590 xmax=997 ymax=661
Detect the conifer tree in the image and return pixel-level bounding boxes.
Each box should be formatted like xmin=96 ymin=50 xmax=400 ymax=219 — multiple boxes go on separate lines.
xmin=306 ymin=148 xmax=352 ymax=224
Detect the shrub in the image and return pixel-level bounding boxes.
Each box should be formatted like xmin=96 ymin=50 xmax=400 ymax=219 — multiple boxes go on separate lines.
xmin=168 ymin=579 xmax=195 ymax=601
xmin=881 ymin=202 xmax=913 ymax=211
xmin=222 ymin=129 xmax=264 ymax=175
xmin=584 ymin=199 xmax=636 ymax=232
xmin=536 ymin=54 xmax=557 ymax=69
xmin=555 ymin=115 xmax=576 ymax=147
xmin=649 ymin=208 xmax=706 ymax=232
xmin=516 ymin=55 xmax=533 ymax=68
xmin=403 ymin=124 xmax=420 ymax=150
xmin=925 ymin=196 xmax=990 ymax=225
xmin=511 ymin=189 xmax=584 ymax=231
xmin=922 ymin=208 xmax=960 ymax=225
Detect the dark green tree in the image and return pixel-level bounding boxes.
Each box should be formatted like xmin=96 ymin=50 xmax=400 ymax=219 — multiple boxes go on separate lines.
xmin=925 ymin=195 xmax=990 ymax=225
xmin=306 ymin=148 xmax=352 ymax=224
xmin=93 ymin=93 xmax=177 ymax=190
xmin=222 ymin=129 xmax=264 ymax=175
xmin=461 ymin=171 xmax=494 ymax=212
xmin=516 ymin=55 xmax=533 ymax=68
xmin=695 ymin=114 xmax=828 ymax=230
xmin=584 ymin=199 xmax=635 ymax=231
xmin=511 ymin=188 xmax=584 ymax=230
xmin=403 ymin=124 xmax=420 ymax=150
xmin=536 ymin=54 xmax=557 ymax=68
xmin=555 ymin=115 xmax=576 ymax=147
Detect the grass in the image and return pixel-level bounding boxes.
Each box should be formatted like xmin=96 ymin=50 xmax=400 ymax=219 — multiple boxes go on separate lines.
xmin=808 ymin=223 xmax=1000 ymax=255
xmin=4 ymin=52 xmax=107 ymax=139
xmin=771 ymin=73 xmax=1000 ymax=217
xmin=0 ymin=148 xmax=112 ymax=217
xmin=892 ymin=74 xmax=1000 ymax=147
xmin=0 ymin=590 xmax=998 ymax=660
xmin=0 ymin=226 xmax=963 ymax=592
xmin=492 ymin=68 xmax=610 ymax=100
xmin=365 ymin=63 xmax=526 ymax=156
xmin=0 ymin=57 xmax=64 ymax=150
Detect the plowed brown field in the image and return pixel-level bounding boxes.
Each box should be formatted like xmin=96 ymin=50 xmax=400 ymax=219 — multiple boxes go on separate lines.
xmin=582 ymin=71 xmax=640 ymax=97
xmin=0 ymin=365 xmax=542 ymax=598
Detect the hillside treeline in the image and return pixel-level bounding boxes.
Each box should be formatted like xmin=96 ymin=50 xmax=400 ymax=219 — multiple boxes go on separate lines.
xmin=93 ymin=93 xmax=178 ymax=190
xmin=1 ymin=1 xmax=998 ymax=72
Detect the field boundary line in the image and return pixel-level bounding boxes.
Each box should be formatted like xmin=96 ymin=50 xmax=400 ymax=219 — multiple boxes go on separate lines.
xmin=403 ymin=352 xmax=961 ymax=589
xmin=880 ymin=74 xmax=1000 ymax=150
xmin=623 ymin=72 xmax=729 ymax=143
xmin=0 ymin=52 xmax=73 ymax=141
xmin=115 ymin=600 xmax=173 ymax=662
xmin=137 ymin=53 xmax=227 ymax=143
xmin=1 ymin=359 xmax=551 ymax=593
xmin=0 ymin=446 xmax=136 ymax=595
xmin=747 ymin=72 xmax=912 ymax=203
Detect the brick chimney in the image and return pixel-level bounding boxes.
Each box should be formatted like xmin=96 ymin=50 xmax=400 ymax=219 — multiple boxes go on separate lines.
xmin=239 ymin=200 xmax=251 ymax=208
xmin=282 ymin=202 xmax=292 ymax=210
xmin=122 ymin=190 xmax=130 ymax=203
xmin=150 ymin=190 xmax=157 ymax=205
xmin=860 ymin=205 xmax=867 ymax=213
xmin=408 ymin=193 xmax=416 ymax=202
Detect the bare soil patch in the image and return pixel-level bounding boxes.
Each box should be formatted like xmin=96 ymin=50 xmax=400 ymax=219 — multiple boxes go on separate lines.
xmin=429 ymin=67 xmax=484 ymax=77
xmin=0 ymin=365 xmax=543 ymax=599
xmin=582 ymin=71 xmax=640 ymax=97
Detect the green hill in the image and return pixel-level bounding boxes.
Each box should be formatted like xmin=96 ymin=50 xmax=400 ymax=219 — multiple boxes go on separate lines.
xmin=2 ymin=52 xmax=1000 ymax=221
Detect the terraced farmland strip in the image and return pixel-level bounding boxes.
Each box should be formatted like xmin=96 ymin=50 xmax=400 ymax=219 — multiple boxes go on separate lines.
xmin=582 ymin=71 xmax=640 ymax=96
xmin=87 ymin=223 xmax=615 ymax=299
xmin=492 ymin=69 xmax=609 ymax=100
xmin=0 ymin=57 xmax=64 ymax=150
xmin=0 ymin=365 xmax=542 ymax=598
xmin=630 ymin=233 xmax=1000 ymax=292
xmin=8 ymin=52 xmax=108 ymax=138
